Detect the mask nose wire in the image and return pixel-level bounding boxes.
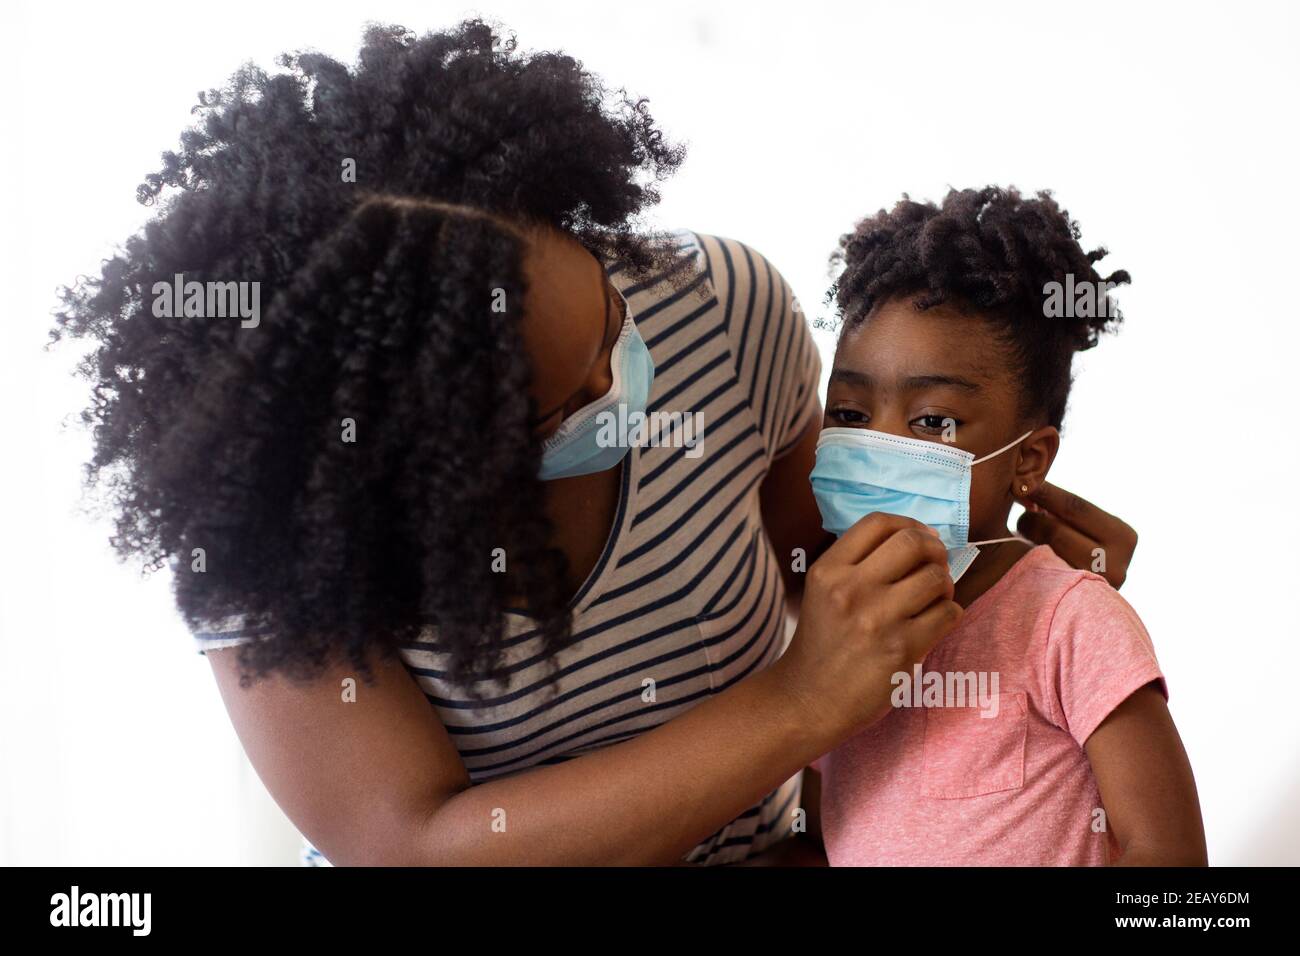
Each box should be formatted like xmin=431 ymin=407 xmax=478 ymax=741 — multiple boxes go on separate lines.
xmin=971 ymin=430 xmax=1034 ymax=465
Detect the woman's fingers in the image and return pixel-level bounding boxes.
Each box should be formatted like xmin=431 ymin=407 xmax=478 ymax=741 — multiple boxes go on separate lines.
xmin=1017 ymin=508 xmax=1092 ymax=563
xmin=902 ymin=597 xmax=964 ymax=658
xmin=868 ymin=525 xmax=949 ymax=583
xmin=1025 ymin=481 xmax=1121 ymax=535
xmin=826 ymin=511 xmax=936 ymax=566
xmin=1016 ymin=495 xmax=1134 ymax=588
xmin=892 ymin=559 xmax=956 ymax=617
xmin=1030 ymin=481 xmax=1138 ymax=588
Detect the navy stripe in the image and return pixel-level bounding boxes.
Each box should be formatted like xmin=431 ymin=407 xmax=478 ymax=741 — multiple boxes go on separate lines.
xmin=603 ymin=237 xmax=694 ymax=280
xmin=643 ymin=290 xmax=717 ymax=352
xmin=470 ymin=679 xmax=719 ymax=776
xmin=596 ymin=503 xmax=751 ymax=605
xmin=622 ymin=249 xmax=699 ymax=297
xmin=640 ymin=400 xmax=749 ymax=487
xmin=632 ymin=426 xmax=762 ymax=527
xmin=745 ymin=249 xmax=777 ymax=414
xmin=658 ymin=371 xmax=733 ymax=424
xmin=649 ymin=322 xmax=724 ymax=384
xmin=462 ymin=584 xmax=782 ymax=768
xmin=756 ymin=278 xmax=791 ymax=438
xmin=704 ymin=578 xmax=781 ymax=667
xmin=774 ymin=391 xmax=815 ymax=457
xmin=619 ymin=451 xmax=764 ymax=564
xmin=412 ymin=524 xmax=750 ymax=705
xmin=755 ymin=784 xmax=801 ymax=837
xmin=696 ymin=232 xmax=715 ymax=289
xmin=485 ymin=574 xmax=780 ymax=773
xmin=431 ymin=559 xmax=777 ymax=758
xmin=600 ymin=469 xmax=764 ymax=605
xmin=729 ymin=243 xmax=756 ymax=385
xmin=422 ymin=614 xmax=703 ymax=722
xmin=700 ymin=531 xmax=761 ymax=617
xmin=452 ymin=627 xmax=721 ymax=764
xmin=700 ymin=783 xmax=800 ymax=863
xmin=648 ymin=350 xmax=729 ymax=414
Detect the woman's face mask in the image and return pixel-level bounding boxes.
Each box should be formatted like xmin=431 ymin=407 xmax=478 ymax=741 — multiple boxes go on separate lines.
xmin=809 ymin=427 xmax=1031 ymax=582
xmin=537 ymin=300 xmax=655 ymax=481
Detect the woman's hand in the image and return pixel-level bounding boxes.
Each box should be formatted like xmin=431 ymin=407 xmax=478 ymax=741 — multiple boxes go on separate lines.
xmin=775 ymin=511 xmax=963 ymax=743
xmin=1016 ymin=481 xmax=1138 ymax=588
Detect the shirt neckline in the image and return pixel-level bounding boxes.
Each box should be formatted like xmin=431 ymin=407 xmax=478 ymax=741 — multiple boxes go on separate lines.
xmin=954 ymin=544 xmax=1057 ymax=631
xmin=503 ymin=261 xmax=647 ymax=624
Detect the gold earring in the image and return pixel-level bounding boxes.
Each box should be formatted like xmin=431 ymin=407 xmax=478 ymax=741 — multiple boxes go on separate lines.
xmin=1019 ymin=483 xmax=1029 ymax=494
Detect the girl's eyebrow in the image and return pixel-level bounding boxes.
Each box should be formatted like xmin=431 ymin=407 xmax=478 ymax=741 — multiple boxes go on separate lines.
xmin=829 ymin=368 xmax=872 ymax=387
xmin=829 ymin=368 xmax=983 ymax=391
xmin=903 ymin=374 xmax=982 ymax=392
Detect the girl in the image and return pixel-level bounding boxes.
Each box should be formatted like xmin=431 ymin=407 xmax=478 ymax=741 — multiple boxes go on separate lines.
xmin=807 ymin=187 xmax=1206 ymax=865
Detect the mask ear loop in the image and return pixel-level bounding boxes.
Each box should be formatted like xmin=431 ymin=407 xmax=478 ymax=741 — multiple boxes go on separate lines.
xmin=971 ymin=429 xmax=1034 ymax=465
xmin=968 ymin=429 xmax=1036 ymax=547
xmin=968 ymin=534 xmax=1029 ymax=546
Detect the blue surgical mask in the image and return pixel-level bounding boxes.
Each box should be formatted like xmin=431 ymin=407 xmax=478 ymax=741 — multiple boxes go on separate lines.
xmin=809 ymin=427 xmax=1032 ymax=582
xmin=538 ymin=303 xmax=655 ymax=481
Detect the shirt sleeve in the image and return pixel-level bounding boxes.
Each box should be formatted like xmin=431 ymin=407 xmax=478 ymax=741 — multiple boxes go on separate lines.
xmin=699 ymin=235 xmax=822 ymax=462
xmin=1043 ymin=576 xmax=1168 ymax=748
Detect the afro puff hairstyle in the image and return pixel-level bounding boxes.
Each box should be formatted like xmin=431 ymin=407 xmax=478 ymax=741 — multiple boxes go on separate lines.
xmin=52 ymin=19 xmax=685 ymax=688
xmin=829 ymin=186 xmax=1130 ymax=429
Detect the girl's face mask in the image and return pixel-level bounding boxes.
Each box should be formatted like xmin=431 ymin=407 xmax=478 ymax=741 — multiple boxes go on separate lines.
xmin=809 ymin=427 xmax=1031 ymax=583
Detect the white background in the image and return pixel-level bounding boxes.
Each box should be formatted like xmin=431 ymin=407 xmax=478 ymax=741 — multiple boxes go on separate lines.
xmin=1 ymin=0 xmax=1296 ymax=865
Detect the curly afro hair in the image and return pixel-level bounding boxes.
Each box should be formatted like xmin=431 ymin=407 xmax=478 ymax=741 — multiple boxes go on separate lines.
xmin=51 ymin=19 xmax=685 ymax=688
xmin=829 ymin=186 xmax=1130 ymax=429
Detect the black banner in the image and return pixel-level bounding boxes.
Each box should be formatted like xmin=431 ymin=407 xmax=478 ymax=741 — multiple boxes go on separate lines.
xmin=3 ymin=866 xmax=1282 ymax=942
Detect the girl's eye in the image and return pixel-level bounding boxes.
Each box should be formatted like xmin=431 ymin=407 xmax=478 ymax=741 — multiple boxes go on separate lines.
xmin=829 ymin=407 xmax=869 ymax=425
xmin=911 ymin=414 xmax=958 ymax=435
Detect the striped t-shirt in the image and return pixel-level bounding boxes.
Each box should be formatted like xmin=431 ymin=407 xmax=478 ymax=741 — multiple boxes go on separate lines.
xmin=196 ymin=230 xmax=823 ymax=865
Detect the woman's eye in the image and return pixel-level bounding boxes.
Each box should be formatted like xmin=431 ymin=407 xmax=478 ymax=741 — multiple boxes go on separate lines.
xmin=829 ymin=408 xmax=869 ymax=425
xmin=911 ymin=414 xmax=958 ymax=435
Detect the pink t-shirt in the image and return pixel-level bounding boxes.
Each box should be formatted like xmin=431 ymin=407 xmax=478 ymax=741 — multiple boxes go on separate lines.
xmin=813 ymin=545 xmax=1166 ymax=866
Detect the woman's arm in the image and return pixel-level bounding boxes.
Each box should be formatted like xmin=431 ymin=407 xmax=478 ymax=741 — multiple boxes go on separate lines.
xmin=208 ymin=512 xmax=961 ymax=866
xmin=1084 ymin=682 xmax=1207 ymax=866
xmin=209 ymin=644 xmax=826 ymax=866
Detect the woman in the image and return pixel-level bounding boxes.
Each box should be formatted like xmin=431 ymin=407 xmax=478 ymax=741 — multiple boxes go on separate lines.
xmin=54 ymin=20 xmax=1137 ymax=865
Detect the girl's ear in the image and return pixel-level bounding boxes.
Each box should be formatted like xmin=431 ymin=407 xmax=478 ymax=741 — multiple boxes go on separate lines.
xmin=1012 ymin=426 xmax=1060 ymax=500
